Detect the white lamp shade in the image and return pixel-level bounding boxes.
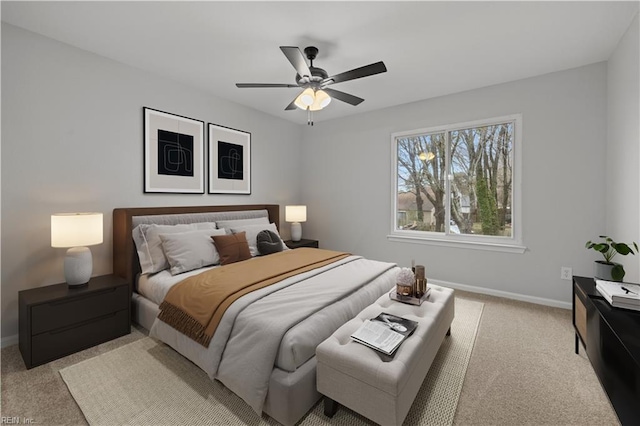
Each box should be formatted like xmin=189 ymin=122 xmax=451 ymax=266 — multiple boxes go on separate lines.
xmin=310 ymin=89 xmax=331 ymax=111
xmin=294 ymin=88 xmax=315 ymax=109
xmin=285 ymin=205 xmax=307 ymax=223
xmin=51 ymin=213 xmax=103 ymax=248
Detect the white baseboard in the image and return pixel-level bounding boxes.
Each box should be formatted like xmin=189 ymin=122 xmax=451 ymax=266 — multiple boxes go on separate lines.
xmin=1 ymin=334 xmax=18 ymax=348
xmin=429 ymin=278 xmax=572 ymax=310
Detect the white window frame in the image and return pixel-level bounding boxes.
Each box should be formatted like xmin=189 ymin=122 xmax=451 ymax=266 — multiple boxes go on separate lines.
xmin=388 ymin=114 xmax=525 ymax=254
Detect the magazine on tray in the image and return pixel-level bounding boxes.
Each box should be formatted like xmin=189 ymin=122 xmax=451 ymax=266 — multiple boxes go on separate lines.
xmin=350 ymin=313 xmax=418 ymax=355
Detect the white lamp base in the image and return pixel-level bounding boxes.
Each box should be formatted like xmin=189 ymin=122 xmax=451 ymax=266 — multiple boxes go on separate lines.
xmin=64 ymin=246 xmax=92 ymax=286
xmin=291 ymin=222 xmax=302 ymax=242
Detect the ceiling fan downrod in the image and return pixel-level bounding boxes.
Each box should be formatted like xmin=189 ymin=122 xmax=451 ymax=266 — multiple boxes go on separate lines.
xmin=304 ymin=46 xmax=318 ymax=68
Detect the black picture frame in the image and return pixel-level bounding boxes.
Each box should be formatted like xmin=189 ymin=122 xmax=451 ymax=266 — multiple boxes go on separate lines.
xmin=208 ymin=123 xmax=251 ymax=194
xmin=143 ymin=107 xmax=205 ymax=194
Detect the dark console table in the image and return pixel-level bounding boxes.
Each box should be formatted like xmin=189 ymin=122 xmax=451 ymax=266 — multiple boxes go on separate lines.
xmin=572 ymin=276 xmax=640 ymax=425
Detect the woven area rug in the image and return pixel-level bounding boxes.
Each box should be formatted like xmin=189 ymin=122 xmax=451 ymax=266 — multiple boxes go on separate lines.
xmin=60 ymin=297 xmax=483 ymax=426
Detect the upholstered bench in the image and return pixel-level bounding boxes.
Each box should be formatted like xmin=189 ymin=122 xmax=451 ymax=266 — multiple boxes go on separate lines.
xmin=316 ymin=285 xmax=455 ymax=426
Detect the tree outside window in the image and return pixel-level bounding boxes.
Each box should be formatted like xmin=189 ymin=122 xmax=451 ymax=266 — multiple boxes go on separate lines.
xmin=394 ymin=117 xmax=516 ymax=242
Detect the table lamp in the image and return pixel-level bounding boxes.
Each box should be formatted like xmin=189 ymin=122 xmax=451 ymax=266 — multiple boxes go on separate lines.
xmin=285 ymin=205 xmax=307 ymax=242
xmin=51 ymin=212 xmax=103 ymax=287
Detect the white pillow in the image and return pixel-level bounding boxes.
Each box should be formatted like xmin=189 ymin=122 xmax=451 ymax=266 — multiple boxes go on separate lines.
xmin=159 ymin=228 xmax=227 ymax=275
xmin=216 ymin=217 xmax=269 ymax=230
xmin=132 ymin=222 xmax=217 ymax=274
xmin=230 ymin=223 xmax=287 ymax=257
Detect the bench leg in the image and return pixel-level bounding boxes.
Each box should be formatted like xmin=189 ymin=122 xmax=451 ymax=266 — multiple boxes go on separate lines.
xmin=324 ymin=397 xmax=339 ymax=418
xmin=446 ymin=327 xmax=451 ymax=336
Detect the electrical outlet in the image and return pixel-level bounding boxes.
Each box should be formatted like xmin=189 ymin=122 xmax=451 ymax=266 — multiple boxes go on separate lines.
xmin=561 ymin=267 xmax=573 ymax=280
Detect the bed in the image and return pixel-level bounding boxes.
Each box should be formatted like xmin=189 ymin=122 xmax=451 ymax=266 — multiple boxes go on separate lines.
xmin=112 ymin=204 xmax=398 ymax=425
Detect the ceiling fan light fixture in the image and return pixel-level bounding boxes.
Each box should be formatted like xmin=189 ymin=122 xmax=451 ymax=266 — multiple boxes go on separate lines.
xmin=316 ymin=89 xmax=331 ymax=109
xmin=309 ymin=89 xmax=332 ymax=111
xmin=294 ymin=88 xmax=315 ymax=109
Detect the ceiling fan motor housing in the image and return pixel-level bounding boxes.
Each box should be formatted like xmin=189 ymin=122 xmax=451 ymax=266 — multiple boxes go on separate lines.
xmin=296 ymin=67 xmax=329 ymax=87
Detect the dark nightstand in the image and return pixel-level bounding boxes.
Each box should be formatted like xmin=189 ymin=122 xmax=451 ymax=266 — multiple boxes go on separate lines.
xmin=19 ymin=274 xmax=130 ymax=369
xmin=284 ymin=239 xmax=319 ymax=249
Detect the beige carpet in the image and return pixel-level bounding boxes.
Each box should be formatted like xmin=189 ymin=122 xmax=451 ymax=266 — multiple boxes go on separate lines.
xmin=59 ymin=298 xmax=483 ymax=425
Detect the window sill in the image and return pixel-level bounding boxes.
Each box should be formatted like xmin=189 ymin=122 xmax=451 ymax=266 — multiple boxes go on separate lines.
xmin=387 ymin=234 xmax=527 ymax=254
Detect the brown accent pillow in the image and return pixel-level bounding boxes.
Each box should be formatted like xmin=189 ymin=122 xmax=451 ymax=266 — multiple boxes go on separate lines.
xmin=211 ymin=232 xmax=252 ymax=265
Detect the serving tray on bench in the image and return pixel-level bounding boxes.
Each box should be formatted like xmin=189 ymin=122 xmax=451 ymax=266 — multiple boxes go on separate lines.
xmin=389 ymin=287 xmax=431 ymax=306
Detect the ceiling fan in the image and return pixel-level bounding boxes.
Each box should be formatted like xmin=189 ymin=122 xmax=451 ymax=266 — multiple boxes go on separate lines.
xmin=236 ymin=46 xmax=387 ymax=125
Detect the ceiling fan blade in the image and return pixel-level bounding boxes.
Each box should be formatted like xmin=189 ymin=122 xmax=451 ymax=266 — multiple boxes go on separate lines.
xmin=324 ymin=61 xmax=387 ymax=85
xmin=323 ymin=88 xmax=364 ymax=106
xmin=285 ymin=101 xmax=298 ymax=111
xmin=285 ymin=100 xmax=298 ymax=111
xmin=285 ymin=91 xmax=303 ymax=110
xmin=280 ymin=46 xmax=311 ymax=78
xmin=236 ymin=83 xmax=299 ymax=88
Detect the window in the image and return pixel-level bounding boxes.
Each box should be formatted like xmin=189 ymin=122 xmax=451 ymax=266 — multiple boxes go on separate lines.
xmin=390 ymin=115 xmax=524 ymax=253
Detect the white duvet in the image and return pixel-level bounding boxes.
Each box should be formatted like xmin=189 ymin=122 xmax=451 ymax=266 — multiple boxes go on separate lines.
xmin=137 ymin=264 xmax=218 ymax=305
xmin=149 ymin=255 xmax=397 ymax=414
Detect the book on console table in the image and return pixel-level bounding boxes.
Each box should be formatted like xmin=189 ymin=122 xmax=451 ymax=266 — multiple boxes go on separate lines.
xmin=595 ymin=279 xmax=640 ymax=311
xmin=350 ymin=313 xmax=418 ymax=355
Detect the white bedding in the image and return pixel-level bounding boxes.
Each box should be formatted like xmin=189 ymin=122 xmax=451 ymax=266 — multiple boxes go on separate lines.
xmin=149 ymin=255 xmax=397 ymax=414
xmin=137 ymin=265 xmax=218 ymax=305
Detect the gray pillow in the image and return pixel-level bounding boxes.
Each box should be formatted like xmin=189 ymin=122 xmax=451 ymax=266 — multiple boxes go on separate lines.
xmin=257 ymin=230 xmax=284 ymax=255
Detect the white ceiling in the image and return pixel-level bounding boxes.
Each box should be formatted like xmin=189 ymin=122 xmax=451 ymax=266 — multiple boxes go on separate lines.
xmin=2 ymin=1 xmax=638 ymax=125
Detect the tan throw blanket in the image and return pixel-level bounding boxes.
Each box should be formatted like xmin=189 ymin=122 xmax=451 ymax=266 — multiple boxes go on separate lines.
xmin=157 ymin=248 xmax=350 ymax=347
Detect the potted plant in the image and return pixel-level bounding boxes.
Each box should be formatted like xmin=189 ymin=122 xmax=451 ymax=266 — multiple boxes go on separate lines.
xmin=585 ymin=235 xmax=638 ymax=281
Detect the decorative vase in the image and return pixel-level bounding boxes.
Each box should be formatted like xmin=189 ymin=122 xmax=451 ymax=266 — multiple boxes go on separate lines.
xmin=414 ymin=265 xmax=426 ymax=297
xmin=416 ymin=278 xmax=427 ymax=297
xmin=594 ymin=261 xmax=625 ymax=282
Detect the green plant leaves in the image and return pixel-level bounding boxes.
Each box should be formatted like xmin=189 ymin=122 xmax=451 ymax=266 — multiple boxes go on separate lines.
xmin=593 ymin=243 xmax=610 ymax=253
xmin=613 ymin=243 xmax=633 ymax=255
xmin=612 ymin=263 xmax=626 ymax=281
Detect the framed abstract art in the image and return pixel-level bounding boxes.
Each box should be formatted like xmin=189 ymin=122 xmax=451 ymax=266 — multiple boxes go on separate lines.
xmin=143 ymin=107 xmax=205 ymax=193
xmin=208 ymin=123 xmax=251 ymax=194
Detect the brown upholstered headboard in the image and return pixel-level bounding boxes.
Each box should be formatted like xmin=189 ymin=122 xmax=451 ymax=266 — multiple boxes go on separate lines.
xmin=112 ymin=204 xmax=280 ymax=295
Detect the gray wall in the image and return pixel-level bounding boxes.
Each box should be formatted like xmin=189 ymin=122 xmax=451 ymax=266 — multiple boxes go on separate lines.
xmin=300 ymin=63 xmax=608 ymax=306
xmin=606 ymin=13 xmax=640 ymax=283
xmin=1 ymin=24 xmax=303 ymax=341
xmin=3 ymin=16 xmax=638 ymax=342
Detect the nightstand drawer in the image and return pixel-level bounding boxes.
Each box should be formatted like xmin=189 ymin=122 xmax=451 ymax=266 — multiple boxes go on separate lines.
xmin=31 ymin=285 xmax=128 ymax=335
xmin=31 ymin=309 xmax=129 ymax=366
